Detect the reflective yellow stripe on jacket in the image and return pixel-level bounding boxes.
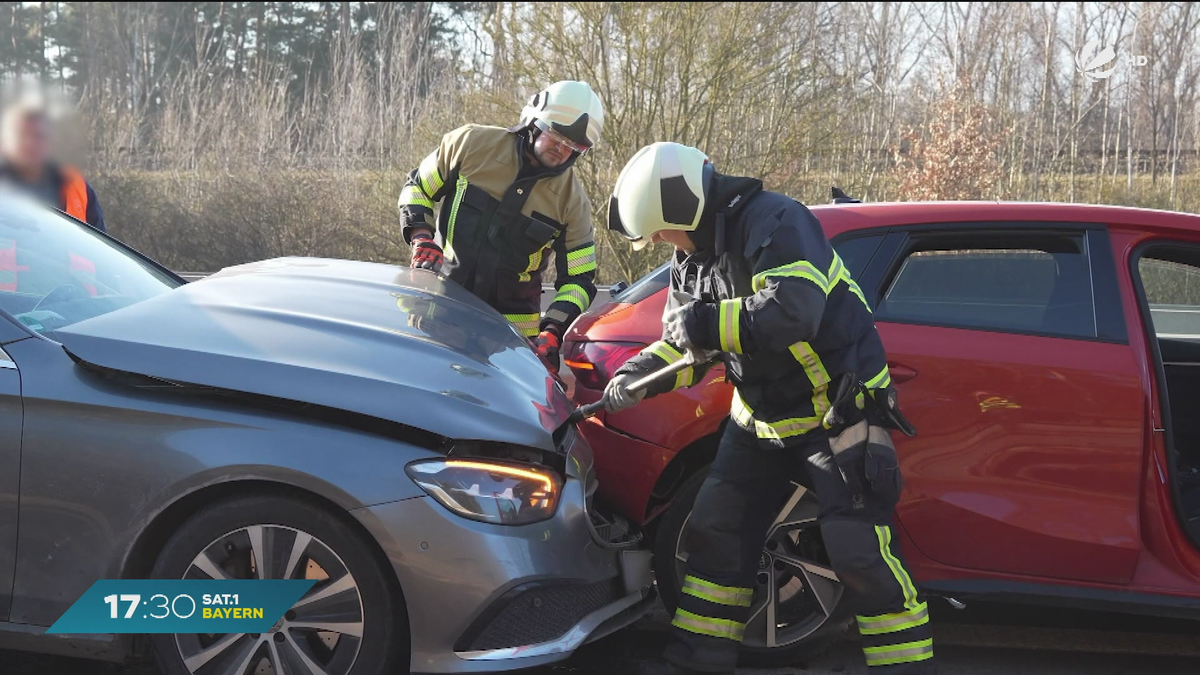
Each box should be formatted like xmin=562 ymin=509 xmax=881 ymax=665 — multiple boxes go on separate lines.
xmin=718 ymin=299 xmax=743 ymax=353
xmin=790 ymin=341 xmax=832 ymax=424
xmin=752 ymin=251 xmax=872 ymax=312
xmin=444 ymin=175 xmax=468 ymax=261
xmin=734 ymin=250 xmax=884 ymax=441
xmin=503 ymin=313 xmax=540 ymax=338
xmin=519 ymin=248 xmax=546 ymax=283
xmin=827 ymin=251 xmax=872 ymax=312
xmin=566 ymin=244 xmax=597 ymax=275
xmin=730 ymin=389 xmax=823 ymax=441
xmin=418 ymin=152 xmax=445 ymax=197
xmin=644 ymin=340 xmax=696 ymax=390
xmin=751 ymin=259 xmax=829 ymax=294
xmin=553 ymin=284 xmax=590 ymax=313
xmin=398 ymin=185 xmax=434 ymax=210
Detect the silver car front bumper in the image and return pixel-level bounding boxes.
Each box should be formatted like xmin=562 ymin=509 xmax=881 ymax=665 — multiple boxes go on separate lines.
xmin=351 ymin=436 xmax=655 ymax=674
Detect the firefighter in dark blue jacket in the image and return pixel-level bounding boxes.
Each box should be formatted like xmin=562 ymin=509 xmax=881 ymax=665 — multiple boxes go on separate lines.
xmin=604 ymin=142 xmax=934 ymax=674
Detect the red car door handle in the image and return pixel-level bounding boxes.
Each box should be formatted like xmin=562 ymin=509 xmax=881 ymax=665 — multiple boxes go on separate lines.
xmin=889 ymin=363 xmax=918 ymax=383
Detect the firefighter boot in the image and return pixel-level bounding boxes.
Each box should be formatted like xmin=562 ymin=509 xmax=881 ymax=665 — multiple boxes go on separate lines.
xmin=662 ymin=633 xmax=738 ymax=674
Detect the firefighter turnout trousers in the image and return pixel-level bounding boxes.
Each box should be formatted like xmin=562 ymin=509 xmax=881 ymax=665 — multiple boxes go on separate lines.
xmin=666 ymin=422 xmax=934 ymax=674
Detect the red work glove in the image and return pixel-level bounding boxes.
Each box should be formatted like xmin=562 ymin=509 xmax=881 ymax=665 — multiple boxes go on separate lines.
xmin=532 ymin=323 xmax=563 ymax=372
xmin=410 ymin=230 xmax=444 ymax=273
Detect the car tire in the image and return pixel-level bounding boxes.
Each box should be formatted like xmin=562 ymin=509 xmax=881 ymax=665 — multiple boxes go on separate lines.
xmin=149 ymin=494 xmax=408 ymax=675
xmin=652 ymin=467 xmax=854 ymax=669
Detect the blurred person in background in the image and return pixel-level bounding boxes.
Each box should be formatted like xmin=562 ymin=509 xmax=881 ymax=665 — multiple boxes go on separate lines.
xmin=0 ymin=94 xmax=106 ymax=233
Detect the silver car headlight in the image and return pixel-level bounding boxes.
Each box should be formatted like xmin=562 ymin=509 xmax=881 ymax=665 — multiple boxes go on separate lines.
xmin=405 ymin=459 xmax=562 ymax=525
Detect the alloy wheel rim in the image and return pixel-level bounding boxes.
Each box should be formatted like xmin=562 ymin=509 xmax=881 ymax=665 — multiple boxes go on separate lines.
xmin=674 ymin=484 xmax=843 ymax=649
xmin=174 ymin=524 xmax=365 ymax=675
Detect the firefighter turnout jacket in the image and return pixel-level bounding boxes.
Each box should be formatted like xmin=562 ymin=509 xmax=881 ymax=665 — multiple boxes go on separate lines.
xmin=614 ymin=173 xmax=891 ymax=448
xmin=398 ymin=124 xmax=598 ymax=337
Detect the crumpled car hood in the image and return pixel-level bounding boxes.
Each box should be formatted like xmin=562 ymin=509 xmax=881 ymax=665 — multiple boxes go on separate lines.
xmin=53 ymin=257 xmax=571 ymax=450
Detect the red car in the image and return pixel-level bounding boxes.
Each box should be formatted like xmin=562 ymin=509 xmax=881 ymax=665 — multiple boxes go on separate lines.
xmin=562 ymin=200 xmax=1200 ymax=664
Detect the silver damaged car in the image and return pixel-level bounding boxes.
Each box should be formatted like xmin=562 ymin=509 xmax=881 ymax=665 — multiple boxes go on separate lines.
xmin=0 ymin=192 xmax=655 ymax=675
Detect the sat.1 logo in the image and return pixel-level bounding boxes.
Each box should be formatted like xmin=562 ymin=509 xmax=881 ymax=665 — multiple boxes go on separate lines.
xmin=1076 ymin=38 xmax=1148 ymax=82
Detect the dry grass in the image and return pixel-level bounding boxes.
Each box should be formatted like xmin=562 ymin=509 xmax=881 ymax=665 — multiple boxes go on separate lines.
xmin=89 ymin=167 xmax=1200 ymax=282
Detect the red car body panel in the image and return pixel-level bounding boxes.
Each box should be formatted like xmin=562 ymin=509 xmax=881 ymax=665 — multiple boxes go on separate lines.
xmin=565 ymin=201 xmax=1200 ymax=609
xmin=878 ymin=321 xmax=1144 ymax=585
xmin=567 ymin=299 xmax=732 ymax=523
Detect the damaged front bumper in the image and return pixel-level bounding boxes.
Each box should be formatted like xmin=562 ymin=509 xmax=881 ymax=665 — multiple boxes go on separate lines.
xmin=351 ymin=423 xmax=656 ymax=674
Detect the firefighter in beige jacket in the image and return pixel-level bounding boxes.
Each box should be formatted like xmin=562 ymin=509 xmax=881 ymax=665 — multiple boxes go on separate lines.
xmin=398 ymin=81 xmax=603 ymax=370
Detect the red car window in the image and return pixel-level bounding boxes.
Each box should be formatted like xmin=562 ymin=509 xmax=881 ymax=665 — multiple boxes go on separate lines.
xmin=876 ymin=234 xmax=1097 ymax=340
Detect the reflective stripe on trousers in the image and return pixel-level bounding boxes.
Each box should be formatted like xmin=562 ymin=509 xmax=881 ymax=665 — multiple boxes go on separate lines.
xmin=667 ymin=423 xmax=934 ymax=674
xmin=671 ymin=572 xmax=753 ymax=644
xmin=680 ymin=575 xmax=753 ymax=608
xmin=671 ymin=607 xmax=747 ymax=641
xmin=854 ymin=526 xmax=934 ymax=671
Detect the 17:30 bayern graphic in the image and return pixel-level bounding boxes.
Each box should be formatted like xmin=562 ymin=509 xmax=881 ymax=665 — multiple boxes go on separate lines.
xmin=49 ymin=580 xmax=315 ymax=634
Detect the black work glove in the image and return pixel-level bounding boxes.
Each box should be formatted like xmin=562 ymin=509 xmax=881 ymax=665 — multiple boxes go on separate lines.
xmin=410 ymin=230 xmax=444 ymax=272
xmin=825 ymin=373 xmax=906 ymax=509
xmin=670 ymin=297 xmax=724 ymax=353
xmin=532 ymin=322 xmax=563 ymax=372
xmin=862 ymin=427 xmax=904 ymax=507
xmin=824 ymin=373 xmax=871 ymax=509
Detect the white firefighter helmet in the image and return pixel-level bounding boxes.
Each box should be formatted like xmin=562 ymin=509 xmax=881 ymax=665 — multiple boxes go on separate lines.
xmin=519 ymin=81 xmax=603 ymax=152
xmin=607 ymin=142 xmax=712 ymax=250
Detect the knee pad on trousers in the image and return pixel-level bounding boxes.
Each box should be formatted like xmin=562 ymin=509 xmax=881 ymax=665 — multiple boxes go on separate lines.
xmin=687 ymin=477 xmax=748 ymax=574
xmin=819 ymin=519 xmax=909 ymax=616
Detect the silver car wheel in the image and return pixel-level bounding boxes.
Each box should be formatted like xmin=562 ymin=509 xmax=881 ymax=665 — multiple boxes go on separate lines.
xmin=173 ymin=524 xmax=365 ymax=675
xmin=674 ymin=484 xmax=844 ymax=649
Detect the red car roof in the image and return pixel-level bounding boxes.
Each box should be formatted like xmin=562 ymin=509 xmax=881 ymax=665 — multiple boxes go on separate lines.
xmin=809 ymin=201 xmax=1200 ymax=239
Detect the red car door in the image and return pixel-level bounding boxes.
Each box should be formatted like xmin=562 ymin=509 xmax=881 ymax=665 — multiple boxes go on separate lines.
xmin=866 ymin=225 xmax=1144 ymax=586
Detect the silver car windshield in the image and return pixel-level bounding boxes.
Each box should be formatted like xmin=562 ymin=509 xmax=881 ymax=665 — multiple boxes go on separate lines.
xmin=0 ymin=191 xmax=182 ymax=336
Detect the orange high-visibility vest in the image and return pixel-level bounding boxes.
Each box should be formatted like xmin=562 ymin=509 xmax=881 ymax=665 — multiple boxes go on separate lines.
xmin=61 ymin=167 xmax=89 ymax=222
xmin=60 ymin=167 xmax=98 ymax=295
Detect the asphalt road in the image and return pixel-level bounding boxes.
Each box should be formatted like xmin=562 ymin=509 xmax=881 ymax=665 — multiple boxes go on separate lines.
xmin=536 ymin=600 xmax=1200 ymax=675
xmin=5 ymin=600 xmax=1199 ymax=674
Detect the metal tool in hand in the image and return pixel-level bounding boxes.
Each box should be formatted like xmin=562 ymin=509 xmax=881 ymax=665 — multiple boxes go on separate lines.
xmin=568 ymin=348 xmax=717 ymax=423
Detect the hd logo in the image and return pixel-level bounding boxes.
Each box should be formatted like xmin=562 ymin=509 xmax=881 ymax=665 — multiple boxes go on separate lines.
xmin=1076 ymin=38 xmax=1148 ymax=82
